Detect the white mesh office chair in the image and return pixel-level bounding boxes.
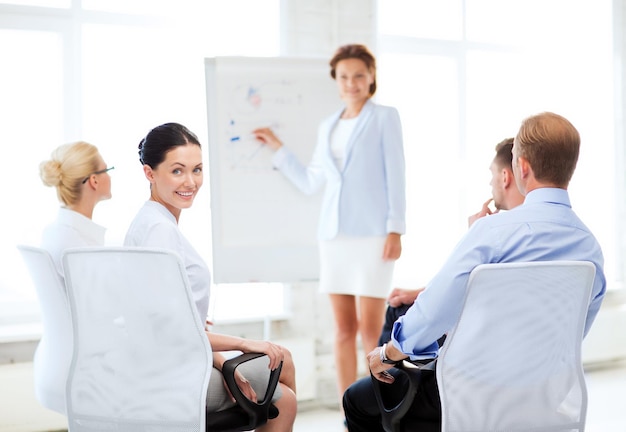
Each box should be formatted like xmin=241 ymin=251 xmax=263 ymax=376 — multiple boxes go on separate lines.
xmin=373 ymin=260 xmax=595 ymax=432
xmin=62 ymin=247 xmax=281 ymax=432
xmin=437 ymin=261 xmax=595 ymax=432
xmin=17 ymin=245 xmax=72 ymax=415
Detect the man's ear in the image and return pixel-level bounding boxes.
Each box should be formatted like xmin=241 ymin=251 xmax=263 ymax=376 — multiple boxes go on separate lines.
xmin=502 ymin=168 xmax=513 ymax=188
xmin=516 ymin=156 xmax=531 ymax=179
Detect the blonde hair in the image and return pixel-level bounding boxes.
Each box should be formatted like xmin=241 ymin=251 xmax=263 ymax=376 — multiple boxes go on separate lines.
xmin=39 ymin=141 xmax=101 ymax=206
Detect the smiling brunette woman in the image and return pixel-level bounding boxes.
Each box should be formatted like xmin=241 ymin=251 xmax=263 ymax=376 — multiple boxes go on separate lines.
xmin=124 ymin=122 xmax=296 ymax=432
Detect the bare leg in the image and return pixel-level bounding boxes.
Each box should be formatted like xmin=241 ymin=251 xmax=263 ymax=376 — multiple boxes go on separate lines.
xmin=358 ymin=296 xmax=387 ymax=355
xmin=278 ymin=346 xmax=296 ymax=394
xmin=257 ymin=383 xmax=297 ymax=432
xmin=328 ymin=294 xmax=359 ymax=399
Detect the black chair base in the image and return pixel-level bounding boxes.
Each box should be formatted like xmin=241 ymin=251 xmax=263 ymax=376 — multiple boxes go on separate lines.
xmin=206 ymin=404 xmax=279 ymax=431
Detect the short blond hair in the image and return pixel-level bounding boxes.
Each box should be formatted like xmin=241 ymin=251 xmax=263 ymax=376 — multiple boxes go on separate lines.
xmin=39 ymin=141 xmax=101 ymax=205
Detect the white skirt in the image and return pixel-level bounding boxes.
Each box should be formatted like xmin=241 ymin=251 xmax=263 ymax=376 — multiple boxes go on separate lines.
xmin=319 ymin=235 xmax=395 ymax=298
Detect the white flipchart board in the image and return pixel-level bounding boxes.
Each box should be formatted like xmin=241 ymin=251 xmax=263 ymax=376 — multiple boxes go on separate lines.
xmin=205 ymin=57 xmax=340 ymax=283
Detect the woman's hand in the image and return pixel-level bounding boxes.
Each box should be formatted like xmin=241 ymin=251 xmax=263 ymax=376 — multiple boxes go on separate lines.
xmin=240 ymin=339 xmax=285 ymax=371
xmin=383 ymin=232 xmax=402 ymax=261
xmin=253 ymin=127 xmax=283 ymax=151
xmin=223 ymin=370 xmax=257 ymax=403
xmin=206 ymin=334 xmax=284 ymax=370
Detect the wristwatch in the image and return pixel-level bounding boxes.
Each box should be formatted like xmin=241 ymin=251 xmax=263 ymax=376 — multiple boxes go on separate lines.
xmin=380 ymin=343 xmax=399 ymax=365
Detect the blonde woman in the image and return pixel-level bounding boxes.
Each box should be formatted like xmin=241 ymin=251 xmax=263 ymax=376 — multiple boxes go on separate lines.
xmin=39 ymin=141 xmax=113 ymax=278
xmin=36 ymin=141 xmax=112 ymax=415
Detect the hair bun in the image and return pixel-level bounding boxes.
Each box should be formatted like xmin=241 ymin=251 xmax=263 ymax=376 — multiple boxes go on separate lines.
xmin=138 ymin=137 xmax=146 ymax=164
xmin=39 ymin=159 xmax=63 ymax=187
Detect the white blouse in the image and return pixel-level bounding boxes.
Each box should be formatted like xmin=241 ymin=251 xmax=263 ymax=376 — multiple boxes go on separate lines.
xmin=37 ymin=207 xmax=106 ymax=415
xmin=124 ymin=201 xmax=211 ymax=324
xmin=41 ymin=207 xmax=106 ymax=279
xmin=329 ymin=117 xmax=358 ymax=170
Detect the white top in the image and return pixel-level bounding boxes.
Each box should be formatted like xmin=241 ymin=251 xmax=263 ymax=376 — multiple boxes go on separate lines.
xmin=41 ymin=207 xmax=106 ymax=279
xmin=329 ymin=117 xmax=358 ymax=170
xmin=124 ymin=201 xmax=211 ymax=324
xmin=36 ymin=207 xmax=105 ymax=415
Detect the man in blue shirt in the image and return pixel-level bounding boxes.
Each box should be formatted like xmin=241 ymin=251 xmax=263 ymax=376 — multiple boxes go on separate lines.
xmin=378 ymin=137 xmax=525 ymax=346
xmin=343 ymin=112 xmax=607 ymax=431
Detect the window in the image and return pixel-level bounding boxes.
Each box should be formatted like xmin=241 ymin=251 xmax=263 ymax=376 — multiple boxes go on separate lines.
xmin=1 ymin=27 xmax=64 ymax=327
xmin=1 ymin=0 xmax=69 ymax=7
xmin=377 ymin=0 xmax=619 ymax=290
xmin=0 ymin=1 xmax=282 ymax=336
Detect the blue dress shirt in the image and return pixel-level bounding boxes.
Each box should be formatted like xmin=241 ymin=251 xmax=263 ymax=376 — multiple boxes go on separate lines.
xmin=391 ymin=188 xmax=606 ymax=360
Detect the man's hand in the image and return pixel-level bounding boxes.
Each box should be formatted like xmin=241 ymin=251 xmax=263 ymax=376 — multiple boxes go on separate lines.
xmin=386 ymin=287 xmax=424 ymax=308
xmin=367 ymin=347 xmax=395 ymax=383
xmin=468 ymin=198 xmax=497 ymax=227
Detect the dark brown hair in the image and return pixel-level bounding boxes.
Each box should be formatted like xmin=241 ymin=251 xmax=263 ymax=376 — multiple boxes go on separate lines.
xmin=138 ymin=123 xmax=201 ymax=168
xmin=329 ymin=44 xmax=377 ymax=96
xmin=493 ymin=137 xmax=515 ymax=170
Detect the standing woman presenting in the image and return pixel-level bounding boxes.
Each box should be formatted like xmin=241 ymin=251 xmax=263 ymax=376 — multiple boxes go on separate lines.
xmin=254 ymin=44 xmax=406 ymax=411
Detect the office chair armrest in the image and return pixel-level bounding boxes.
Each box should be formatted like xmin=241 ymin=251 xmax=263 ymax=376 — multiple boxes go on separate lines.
xmin=371 ymin=360 xmax=433 ymax=432
xmin=222 ymin=352 xmax=283 ymax=420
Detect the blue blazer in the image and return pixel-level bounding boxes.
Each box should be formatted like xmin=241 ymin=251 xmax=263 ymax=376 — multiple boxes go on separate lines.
xmin=273 ymin=99 xmax=406 ymax=240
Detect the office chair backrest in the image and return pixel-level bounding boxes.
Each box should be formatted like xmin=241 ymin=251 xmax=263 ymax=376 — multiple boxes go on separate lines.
xmin=63 ymin=247 xmax=212 ymax=432
xmin=437 ymin=261 xmax=595 ymax=432
xmin=17 ymin=244 xmax=72 ymax=415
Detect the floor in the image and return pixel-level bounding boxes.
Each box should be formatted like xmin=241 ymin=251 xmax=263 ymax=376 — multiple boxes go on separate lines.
xmin=1 ymin=361 xmax=625 ymax=432
xmin=297 ymin=360 xmax=626 ymax=431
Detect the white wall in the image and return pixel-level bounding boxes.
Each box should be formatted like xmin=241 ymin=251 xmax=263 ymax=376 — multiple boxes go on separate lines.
xmin=280 ymin=0 xmax=376 ymax=56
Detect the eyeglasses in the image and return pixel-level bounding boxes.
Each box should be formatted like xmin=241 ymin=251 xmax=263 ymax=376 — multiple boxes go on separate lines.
xmin=82 ymin=166 xmax=115 ymax=184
